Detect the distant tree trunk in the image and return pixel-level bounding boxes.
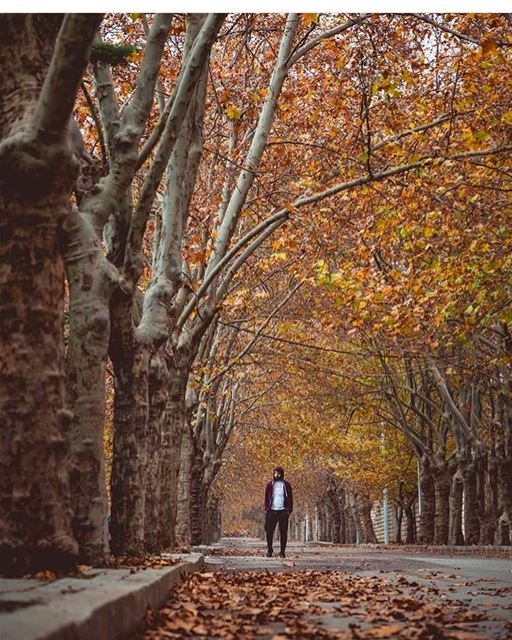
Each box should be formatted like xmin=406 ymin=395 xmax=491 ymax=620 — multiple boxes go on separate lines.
xmin=448 ymin=466 xmax=464 ymax=545
xmin=405 ymin=501 xmax=416 ymax=543
xmin=176 ymin=424 xmax=193 ymax=546
xmin=144 ymin=352 xmax=168 ymax=552
xmin=109 ymin=290 xmax=150 ymax=554
xmin=418 ymin=455 xmax=435 ymax=544
xmin=495 ymin=392 xmax=512 ymax=545
xmin=480 ymin=449 xmax=498 ymax=544
xmin=395 ymin=504 xmax=403 ymax=544
xmin=0 ymin=14 xmax=100 ymax=575
xmin=462 ymin=458 xmax=480 ymax=545
xmin=345 ymin=496 xmax=357 ymax=543
xmin=433 ymin=460 xmax=451 ymax=545
xmin=328 ymin=481 xmax=342 ymax=543
xmin=159 ymin=361 xmax=189 ymax=549
xmin=336 ymin=485 xmax=347 ymax=543
xmin=356 ymin=494 xmax=378 ymax=543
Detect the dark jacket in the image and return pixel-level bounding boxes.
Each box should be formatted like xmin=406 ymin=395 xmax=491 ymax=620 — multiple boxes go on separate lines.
xmin=264 ymin=479 xmax=293 ymax=514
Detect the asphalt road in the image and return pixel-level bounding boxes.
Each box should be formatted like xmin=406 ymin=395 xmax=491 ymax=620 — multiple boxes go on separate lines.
xmin=196 ymin=537 xmax=512 ymax=639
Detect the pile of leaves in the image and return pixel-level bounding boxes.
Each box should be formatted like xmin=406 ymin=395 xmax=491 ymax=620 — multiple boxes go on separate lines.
xmin=141 ymin=569 xmax=502 ymax=639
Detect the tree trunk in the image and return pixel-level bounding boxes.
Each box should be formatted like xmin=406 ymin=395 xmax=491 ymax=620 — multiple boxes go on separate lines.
xmin=0 ymin=207 xmax=78 ymax=575
xmin=356 ymin=493 xmax=378 ymax=543
xmin=328 ymin=483 xmax=342 ymax=543
xmin=159 ymin=362 xmax=189 ymax=549
xmin=480 ymin=450 xmax=498 ymax=544
xmin=344 ymin=497 xmax=357 ymax=543
xmin=109 ymin=290 xmax=149 ymax=555
xmin=448 ymin=467 xmax=464 ymax=545
xmin=418 ymin=456 xmax=435 ymax=544
xmin=405 ymin=502 xmax=416 ymax=543
xmin=176 ymin=424 xmax=193 ymax=545
xmin=433 ymin=463 xmax=451 ymax=545
xmin=144 ymin=352 xmax=168 ymax=552
xmin=496 ymin=437 xmax=511 ymax=545
xmin=0 ymin=14 xmax=97 ymax=575
xmin=63 ymin=211 xmax=116 ymax=564
xmin=462 ymin=458 xmax=480 ymax=545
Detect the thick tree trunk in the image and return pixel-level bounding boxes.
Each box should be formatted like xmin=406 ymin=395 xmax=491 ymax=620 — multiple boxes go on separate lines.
xmin=190 ymin=470 xmax=208 ymax=546
xmin=448 ymin=467 xmax=464 ymax=545
xmin=144 ymin=352 xmax=168 ymax=552
xmin=328 ymin=483 xmax=342 ymax=543
xmin=405 ymin=503 xmax=416 ymax=544
xmin=495 ymin=408 xmax=512 ymax=545
xmin=356 ymin=493 xmax=378 ymax=544
xmin=344 ymin=497 xmax=357 ymax=543
xmin=63 ymin=211 xmax=116 ymax=563
xmin=496 ymin=434 xmax=512 ymax=545
xmin=462 ymin=458 xmax=480 ymax=545
xmin=0 ymin=209 xmax=78 ymax=575
xmin=418 ymin=456 xmax=435 ymax=544
xmin=480 ymin=450 xmax=498 ymax=544
xmin=0 ymin=15 xmax=98 ymax=575
xmin=159 ymin=363 xmax=189 ymax=549
xmin=348 ymin=492 xmax=363 ymax=543
xmin=335 ymin=485 xmax=347 ymax=543
xmin=176 ymin=424 xmax=193 ymax=545
xmin=433 ymin=462 xmax=451 ymax=545
xmin=109 ymin=290 xmax=150 ymax=555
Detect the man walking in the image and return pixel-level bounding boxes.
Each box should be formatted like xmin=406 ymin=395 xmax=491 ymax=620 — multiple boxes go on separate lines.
xmin=264 ymin=466 xmax=293 ymax=557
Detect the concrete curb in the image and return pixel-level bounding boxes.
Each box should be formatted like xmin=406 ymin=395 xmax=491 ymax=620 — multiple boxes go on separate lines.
xmin=0 ymin=553 xmax=203 ymax=640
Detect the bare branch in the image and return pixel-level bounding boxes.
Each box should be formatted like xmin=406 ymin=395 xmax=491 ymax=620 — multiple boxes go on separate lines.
xmin=288 ymin=14 xmax=371 ymax=67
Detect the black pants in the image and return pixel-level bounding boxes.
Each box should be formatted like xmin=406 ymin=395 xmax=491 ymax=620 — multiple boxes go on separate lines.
xmin=265 ymin=509 xmax=289 ymax=552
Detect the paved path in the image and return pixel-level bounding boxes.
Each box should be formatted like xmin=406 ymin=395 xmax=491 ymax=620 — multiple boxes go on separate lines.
xmin=141 ymin=538 xmax=512 ymax=639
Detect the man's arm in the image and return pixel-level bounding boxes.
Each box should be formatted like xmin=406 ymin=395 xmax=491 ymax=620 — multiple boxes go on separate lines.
xmin=288 ymin=482 xmax=293 ymax=514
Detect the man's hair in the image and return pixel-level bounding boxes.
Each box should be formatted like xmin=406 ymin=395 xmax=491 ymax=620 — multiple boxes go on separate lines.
xmin=273 ymin=466 xmax=284 ymax=476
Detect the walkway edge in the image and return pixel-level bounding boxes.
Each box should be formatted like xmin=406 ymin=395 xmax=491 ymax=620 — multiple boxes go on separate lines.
xmin=0 ymin=553 xmax=204 ymax=640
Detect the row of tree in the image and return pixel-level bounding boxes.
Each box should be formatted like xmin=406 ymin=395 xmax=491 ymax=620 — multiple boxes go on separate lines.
xmin=2 ymin=13 xmax=511 ymax=575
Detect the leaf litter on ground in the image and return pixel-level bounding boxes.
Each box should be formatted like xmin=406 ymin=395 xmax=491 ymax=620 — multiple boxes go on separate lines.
xmin=139 ymin=569 xmax=503 ymax=640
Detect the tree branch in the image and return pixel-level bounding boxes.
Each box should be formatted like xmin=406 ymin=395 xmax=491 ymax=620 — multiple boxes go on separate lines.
xmin=33 ymin=14 xmax=103 ymax=141
xmin=288 ymin=14 xmax=371 ymax=67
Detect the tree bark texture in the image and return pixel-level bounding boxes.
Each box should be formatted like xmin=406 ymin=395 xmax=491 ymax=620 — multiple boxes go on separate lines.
xmin=109 ymin=290 xmax=150 ymax=554
xmin=448 ymin=468 xmax=464 ymax=545
xmin=418 ymin=456 xmax=435 ymax=544
xmin=144 ymin=352 xmax=169 ymax=552
xmin=433 ymin=462 xmax=451 ymax=545
xmin=158 ymin=362 xmax=189 ymax=549
xmin=0 ymin=14 xmax=100 ymax=574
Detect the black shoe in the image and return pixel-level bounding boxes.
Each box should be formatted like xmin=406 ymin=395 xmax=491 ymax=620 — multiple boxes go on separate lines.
xmin=278 ymin=551 xmax=286 ymax=558
xmin=266 ymin=550 xmax=273 ymax=557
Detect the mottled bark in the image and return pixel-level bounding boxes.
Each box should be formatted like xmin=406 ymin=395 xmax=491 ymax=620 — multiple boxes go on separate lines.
xmin=327 ymin=482 xmax=342 ymax=543
xmin=405 ymin=503 xmax=416 ymax=543
xmin=109 ymin=290 xmax=150 ymax=554
xmin=176 ymin=425 xmax=193 ymax=545
xmin=0 ymin=14 xmax=100 ymax=575
xmin=418 ymin=456 xmax=435 ymax=544
xmin=62 ymin=210 xmax=116 ymax=563
xmin=433 ymin=462 xmax=451 ymax=545
xmin=462 ymin=459 xmax=480 ymax=545
xmin=448 ymin=468 xmax=464 ymax=545
xmin=159 ymin=363 xmax=189 ymax=549
xmin=356 ymin=493 xmax=378 ymax=544
xmin=480 ymin=450 xmax=498 ymax=544
xmin=144 ymin=352 xmax=168 ymax=552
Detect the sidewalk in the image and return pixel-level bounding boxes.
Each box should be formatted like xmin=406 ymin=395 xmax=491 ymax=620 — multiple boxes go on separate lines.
xmin=0 ymin=553 xmax=203 ymax=640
